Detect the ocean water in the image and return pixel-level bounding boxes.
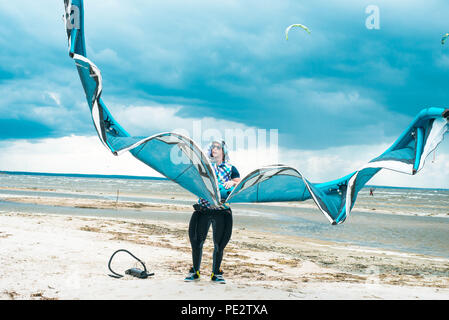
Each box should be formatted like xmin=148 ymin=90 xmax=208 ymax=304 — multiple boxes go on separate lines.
xmin=0 ymin=172 xmax=448 ymax=258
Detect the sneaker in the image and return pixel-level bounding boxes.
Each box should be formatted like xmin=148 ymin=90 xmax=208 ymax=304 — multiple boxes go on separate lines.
xmin=211 ymin=271 xmax=226 ymax=284
xmin=184 ymin=268 xmax=200 ymax=282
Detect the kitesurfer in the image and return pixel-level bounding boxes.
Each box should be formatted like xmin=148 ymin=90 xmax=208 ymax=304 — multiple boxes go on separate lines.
xmin=184 ymin=141 xmax=241 ymax=284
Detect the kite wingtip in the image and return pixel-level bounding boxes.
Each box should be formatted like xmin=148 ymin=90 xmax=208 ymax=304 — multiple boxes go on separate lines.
xmin=443 ymin=109 xmax=449 ymax=120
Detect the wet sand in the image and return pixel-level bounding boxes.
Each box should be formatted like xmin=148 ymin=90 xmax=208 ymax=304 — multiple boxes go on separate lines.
xmin=1 ymin=195 xmax=192 ymax=212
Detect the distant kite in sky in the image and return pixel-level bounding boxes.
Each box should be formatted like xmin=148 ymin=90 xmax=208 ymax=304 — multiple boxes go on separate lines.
xmin=442 ymin=33 xmax=449 ymax=45
xmin=285 ymin=24 xmax=311 ymax=40
xmin=63 ymin=0 xmax=449 ymax=225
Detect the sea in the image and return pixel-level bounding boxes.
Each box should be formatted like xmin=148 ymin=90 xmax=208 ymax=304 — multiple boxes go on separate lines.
xmin=0 ymin=171 xmax=448 ymax=259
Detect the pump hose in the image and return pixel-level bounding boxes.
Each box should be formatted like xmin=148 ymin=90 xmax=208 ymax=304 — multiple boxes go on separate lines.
xmin=108 ymin=249 xmax=152 ymax=279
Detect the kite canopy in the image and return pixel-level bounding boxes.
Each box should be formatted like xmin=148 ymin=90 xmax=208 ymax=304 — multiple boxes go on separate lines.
xmin=285 ymin=24 xmax=311 ymax=40
xmin=227 ymin=109 xmax=449 ymax=224
xmin=63 ymin=0 xmax=449 ymax=225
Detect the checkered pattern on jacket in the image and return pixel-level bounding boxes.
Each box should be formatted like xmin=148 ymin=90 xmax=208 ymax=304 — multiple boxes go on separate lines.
xmin=197 ymin=162 xmax=233 ymax=208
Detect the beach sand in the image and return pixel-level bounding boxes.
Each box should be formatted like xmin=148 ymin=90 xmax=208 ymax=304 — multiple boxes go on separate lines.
xmin=1 ymin=201 xmax=449 ymax=300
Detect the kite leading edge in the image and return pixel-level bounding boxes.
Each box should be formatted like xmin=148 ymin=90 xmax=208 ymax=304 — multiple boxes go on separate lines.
xmin=63 ymin=0 xmax=449 ymax=225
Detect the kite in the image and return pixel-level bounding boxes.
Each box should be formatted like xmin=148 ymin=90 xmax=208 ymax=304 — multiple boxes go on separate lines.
xmin=63 ymin=0 xmax=449 ymax=225
xmin=442 ymin=33 xmax=449 ymax=45
xmin=285 ymin=24 xmax=311 ymax=40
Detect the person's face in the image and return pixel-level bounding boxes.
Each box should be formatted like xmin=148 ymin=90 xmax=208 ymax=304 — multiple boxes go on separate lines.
xmin=211 ymin=143 xmax=223 ymax=160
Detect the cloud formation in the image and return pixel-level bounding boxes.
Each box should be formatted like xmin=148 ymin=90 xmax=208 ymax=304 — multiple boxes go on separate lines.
xmin=0 ymin=0 xmax=448 ymax=187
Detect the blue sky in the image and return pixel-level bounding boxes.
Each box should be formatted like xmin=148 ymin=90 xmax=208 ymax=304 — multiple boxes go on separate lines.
xmin=0 ymin=0 xmax=448 ymax=187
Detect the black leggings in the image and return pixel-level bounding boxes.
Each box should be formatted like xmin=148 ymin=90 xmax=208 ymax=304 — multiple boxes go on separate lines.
xmin=188 ymin=208 xmax=233 ymax=274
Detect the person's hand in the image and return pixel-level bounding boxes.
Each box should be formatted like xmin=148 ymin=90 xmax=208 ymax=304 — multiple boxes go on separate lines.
xmin=224 ymin=181 xmax=236 ymax=189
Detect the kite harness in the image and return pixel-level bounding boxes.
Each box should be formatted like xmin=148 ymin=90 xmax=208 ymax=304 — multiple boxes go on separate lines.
xmin=108 ymin=249 xmax=154 ymax=279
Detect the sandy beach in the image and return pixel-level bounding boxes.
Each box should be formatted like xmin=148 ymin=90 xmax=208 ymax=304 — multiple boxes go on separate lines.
xmin=1 ymin=198 xmax=449 ymax=300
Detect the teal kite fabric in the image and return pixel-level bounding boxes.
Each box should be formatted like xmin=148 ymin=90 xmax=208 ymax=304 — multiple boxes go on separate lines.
xmin=63 ymin=0 xmax=220 ymax=207
xmin=63 ymin=0 xmax=449 ymax=225
xmin=226 ymin=109 xmax=449 ymax=224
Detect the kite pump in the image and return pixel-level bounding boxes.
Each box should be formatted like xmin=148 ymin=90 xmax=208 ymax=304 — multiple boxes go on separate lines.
xmin=108 ymin=249 xmax=154 ymax=279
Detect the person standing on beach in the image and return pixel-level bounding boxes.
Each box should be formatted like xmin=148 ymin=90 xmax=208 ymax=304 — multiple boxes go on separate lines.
xmin=184 ymin=140 xmax=240 ymax=284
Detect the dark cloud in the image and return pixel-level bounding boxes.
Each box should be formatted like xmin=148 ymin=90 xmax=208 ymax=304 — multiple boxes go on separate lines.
xmin=0 ymin=119 xmax=53 ymax=139
xmin=1 ymin=0 xmax=448 ymax=149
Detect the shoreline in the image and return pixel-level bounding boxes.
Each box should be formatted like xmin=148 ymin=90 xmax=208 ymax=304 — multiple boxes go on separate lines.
xmin=1 ymin=210 xmax=448 ymax=300
xmin=1 ymin=189 xmax=449 ymax=259
xmin=1 ymin=186 xmax=449 ymax=220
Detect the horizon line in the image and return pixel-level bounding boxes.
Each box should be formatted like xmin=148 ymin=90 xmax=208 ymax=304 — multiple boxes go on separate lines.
xmin=1 ymin=170 xmax=448 ymax=191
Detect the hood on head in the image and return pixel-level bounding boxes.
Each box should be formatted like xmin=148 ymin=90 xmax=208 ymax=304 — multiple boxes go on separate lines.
xmin=207 ymin=140 xmax=229 ymax=163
